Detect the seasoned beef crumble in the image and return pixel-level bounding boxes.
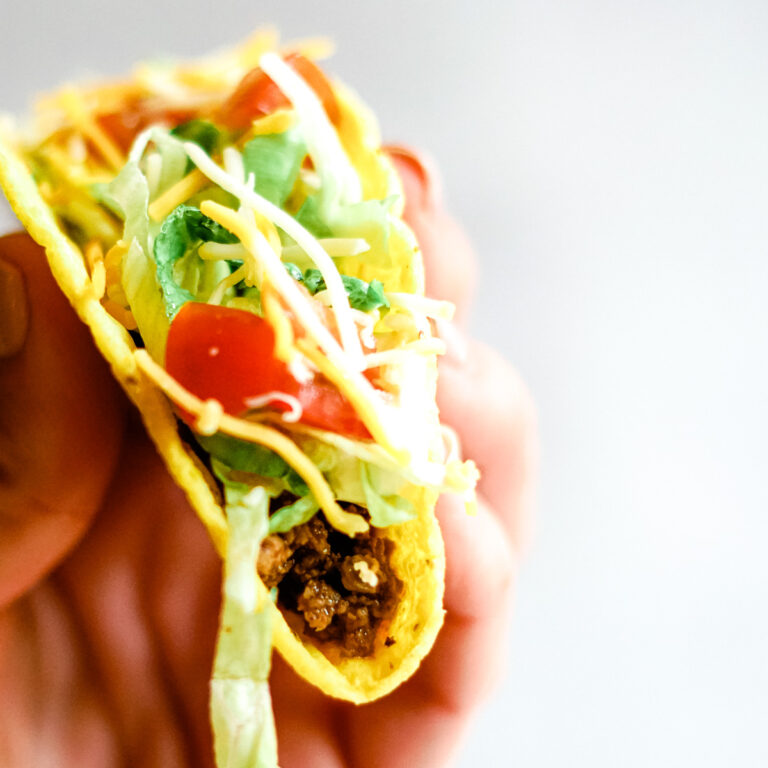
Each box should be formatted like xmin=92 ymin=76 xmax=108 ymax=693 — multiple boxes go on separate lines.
xmin=257 ymin=508 xmax=402 ymax=658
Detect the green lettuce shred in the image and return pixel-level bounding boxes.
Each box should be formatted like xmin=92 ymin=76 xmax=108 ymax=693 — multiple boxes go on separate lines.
xmin=294 ymin=195 xmax=332 ymax=238
xmin=243 ymin=128 xmax=307 ymax=207
xmin=268 ymin=494 xmax=319 ymax=534
xmin=329 ymin=198 xmax=394 ymax=257
xmin=199 ymin=433 xmax=309 ymax=497
xmin=144 ymin=129 xmax=193 ymax=199
xmin=104 ymin=161 xmax=152 ymax=254
xmin=171 ymin=120 xmax=223 ymax=156
xmin=301 ymin=268 xmax=389 ymax=312
xmin=153 ymin=204 xmax=238 ymax=318
xmin=104 ymin=162 xmax=168 ymax=360
xmin=360 ymin=462 xmax=416 ymax=527
xmin=210 ymin=484 xmax=278 ymax=768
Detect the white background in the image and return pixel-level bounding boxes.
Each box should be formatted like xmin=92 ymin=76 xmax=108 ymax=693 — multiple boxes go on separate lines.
xmin=2 ymin=1 xmax=767 ymax=765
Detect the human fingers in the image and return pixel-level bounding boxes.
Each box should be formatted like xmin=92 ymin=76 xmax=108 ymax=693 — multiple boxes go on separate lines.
xmin=0 ymin=233 xmax=126 ymax=608
xmin=56 ymin=421 xmax=221 ymax=766
xmin=389 ymin=147 xmax=537 ymax=548
xmin=386 ymin=147 xmax=476 ymax=324
xmin=438 ymin=337 xmax=537 ymax=552
xmin=270 ymin=655 xmax=347 ymax=768
xmin=342 ymin=494 xmax=515 ymax=768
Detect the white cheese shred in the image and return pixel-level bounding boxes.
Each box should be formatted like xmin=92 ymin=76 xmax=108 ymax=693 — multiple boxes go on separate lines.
xmin=386 ymin=293 xmax=456 ymax=321
xmin=184 ymin=143 xmax=365 ymax=368
xmin=223 ymin=146 xmax=245 ymax=184
xmin=258 ymin=52 xmax=361 ymax=206
xmin=361 ymin=339 xmax=447 ymax=370
xmin=243 ymin=391 xmax=303 ymax=423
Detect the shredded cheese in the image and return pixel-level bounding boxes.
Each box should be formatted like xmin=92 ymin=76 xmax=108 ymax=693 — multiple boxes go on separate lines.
xmin=198 ymin=242 xmax=250 ymax=261
xmin=84 ymin=240 xmax=106 ymax=299
xmin=360 ymin=339 xmax=446 ymax=370
xmin=208 ymin=264 xmax=246 ymax=305
xmin=104 ymin=240 xmax=130 ymax=307
xmin=281 ymin=419 xmax=481 ymax=495
xmin=261 ymin=286 xmax=297 ymax=366
xmin=144 ymin=152 xmax=163 ymax=196
xmin=200 ymin=238 xmax=369 ymax=263
xmin=186 ymin=144 xmax=364 ymax=366
xmin=102 ymin=299 xmax=137 ymax=330
xmin=66 ymin=133 xmax=88 ymax=163
xmin=223 ymin=146 xmax=245 ymax=183
xmin=243 ymin=391 xmax=302 ymax=422
xmin=259 ymin=52 xmax=361 ymax=206
xmin=294 ymin=339 xmax=408 ymax=463
xmin=90 ymin=260 xmax=106 ymax=300
xmin=281 ymin=237 xmax=370 ymax=260
xmin=148 ymin=169 xmax=207 ymax=222
xmin=195 ymin=206 xmax=408 ymax=462
xmin=128 ymin=127 xmax=157 ymax=164
xmin=133 ymin=349 xmax=369 ymax=536
xmin=386 ymin=293 xmax=456 ymax=321
xmin=201 ymin=201 xmax=340 ymax=358
xmin=58 ymin=87 xmax=125 ymax=172
xmin=249 ymin=108 xmax=296 ymax=136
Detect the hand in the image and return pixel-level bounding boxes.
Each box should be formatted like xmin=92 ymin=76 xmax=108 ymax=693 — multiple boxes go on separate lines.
xmin=0 ymin=152 xmax=536 ymax=767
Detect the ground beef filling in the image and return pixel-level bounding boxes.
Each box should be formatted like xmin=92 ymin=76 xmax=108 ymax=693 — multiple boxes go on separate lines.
xmin=257 ymin=510 xmax=402 ymax=658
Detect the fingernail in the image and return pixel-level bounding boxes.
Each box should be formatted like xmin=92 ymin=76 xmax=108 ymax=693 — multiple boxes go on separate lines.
xmin=384 ymin=144 xmax=442 ymax=211
xmin=0 ymin=258 xmax=29 ymax=358
xmin=435 ymin=318 xmax=468 ymax=368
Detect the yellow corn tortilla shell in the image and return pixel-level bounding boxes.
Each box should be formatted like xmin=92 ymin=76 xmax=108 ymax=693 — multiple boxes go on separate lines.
xmin=0 ymin=60 xmax=445 ymax=704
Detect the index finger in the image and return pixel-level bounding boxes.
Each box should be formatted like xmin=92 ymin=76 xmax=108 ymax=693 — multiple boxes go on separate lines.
xmin=386 ymin=147 xmax=476 ymax=324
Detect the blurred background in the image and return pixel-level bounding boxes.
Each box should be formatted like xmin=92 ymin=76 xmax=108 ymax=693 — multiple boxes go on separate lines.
xmin=2 ymin=1 xmax=767 ymax=765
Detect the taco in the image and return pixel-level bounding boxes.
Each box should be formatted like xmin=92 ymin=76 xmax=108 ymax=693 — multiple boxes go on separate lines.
xmin=0 ymin=29 xmax=478 ymax=763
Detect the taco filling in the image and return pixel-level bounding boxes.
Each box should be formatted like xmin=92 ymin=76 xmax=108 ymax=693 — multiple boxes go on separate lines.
xmin=0 ymin=32 xmax=479 ymax=708
xmin=258 ymin=509 xmax=402 ymax=658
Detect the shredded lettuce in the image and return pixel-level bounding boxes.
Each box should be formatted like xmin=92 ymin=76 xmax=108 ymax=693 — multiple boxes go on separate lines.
xmin=301 ymin=268 xmax=389 ymax=312
xmin=104 ymin=161 xmax=152 ymax=254
xmin=282 ymin=262 xmax=303 ymax=281
xmin=153 ymin=205 xmax=238 ymax=318
xmin=210 ymin=484 xmax=278 ymax=768
xmin=328 ymin=198 xmax=395 ymax=262
xmin=294 ymin=195 xmax=332 ymax=238
xmin=293 ymin=195 xmax=394 ymax=264
xmin=199 ymin=433 xmax=309 ymax=497
xmin=243 ymin=128 xmax=307 ymax=207
xmin=144 ymin=129 xmax=192 ymax=199
xmin=171 ymin=119 xmax=223 ymax=156
xmin=360 ymin=462 xmax=416 ymax=527
xmin=104 ymin=162 xmax=168 ymax=359
xmin=268 ymin=494 xmax=319 ymax=534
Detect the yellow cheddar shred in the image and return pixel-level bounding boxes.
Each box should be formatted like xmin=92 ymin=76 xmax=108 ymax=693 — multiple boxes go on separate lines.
xmin=262 ymin=285 xmax=296 ymax=366
xmin=295 ymin=339 xmax=408 ymax=464
xmin=58 ymin=87 xmax=125 ymax=172
xmin=148 ymin=168 xmax=207 ymax=222
xmin=249 ymin=109 xmax=296 ymax=137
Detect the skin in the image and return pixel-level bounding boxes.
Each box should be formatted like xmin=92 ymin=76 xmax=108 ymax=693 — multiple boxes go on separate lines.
xmin=0 ymin=152 xmax=536 ymax=767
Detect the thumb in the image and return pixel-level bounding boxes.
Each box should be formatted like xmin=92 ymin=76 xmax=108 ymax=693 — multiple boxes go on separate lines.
xmin=0 ymin=232 xmax=126 ymax=608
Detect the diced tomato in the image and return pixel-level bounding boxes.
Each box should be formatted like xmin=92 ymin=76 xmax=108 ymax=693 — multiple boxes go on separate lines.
xmin=165 ymin=302 xmax=371 ymax=439
xmin=217 ymin=52 xmax=340 ymax=130
xmin=96 ymin=100 xmax=197 ymax=152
